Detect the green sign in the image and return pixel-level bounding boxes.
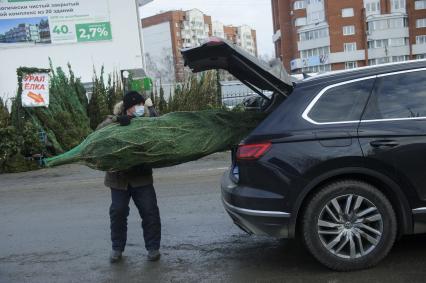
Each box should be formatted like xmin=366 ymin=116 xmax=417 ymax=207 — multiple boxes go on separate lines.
xmin=130 ymin=79 xmax=143 ymax=92
xmin=143 ymin=77 xmax=153 ymax=92
xmin=130 ymin=78 xmax=153 ymax=92
xmin=76 ymin=22 xmax=112 ymax=42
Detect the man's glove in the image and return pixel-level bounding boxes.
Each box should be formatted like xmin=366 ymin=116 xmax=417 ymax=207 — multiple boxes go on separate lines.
xmin=116 ymin=115 xmax=131 ymax=126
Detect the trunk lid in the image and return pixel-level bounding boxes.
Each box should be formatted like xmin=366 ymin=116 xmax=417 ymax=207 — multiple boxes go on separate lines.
xmin=181 ymin=37 xmax=293 ymax=98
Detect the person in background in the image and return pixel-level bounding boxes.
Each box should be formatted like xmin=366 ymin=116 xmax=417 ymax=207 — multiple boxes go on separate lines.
xmin=97 ymin=91 xmax=161 ymax=263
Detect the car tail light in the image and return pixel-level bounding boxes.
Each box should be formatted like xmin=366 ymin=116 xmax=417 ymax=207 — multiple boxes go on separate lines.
xmin=236 ymin=142 xmax=272 ymax=161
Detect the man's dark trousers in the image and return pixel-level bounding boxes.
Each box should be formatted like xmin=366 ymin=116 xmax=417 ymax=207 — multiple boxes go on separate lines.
xmin=110 ymin=184 xmax=161 ymax=252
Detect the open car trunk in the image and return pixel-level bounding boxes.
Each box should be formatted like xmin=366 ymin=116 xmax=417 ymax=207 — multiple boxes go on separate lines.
xmin=181 ymin=37 xmax=294 ymax=111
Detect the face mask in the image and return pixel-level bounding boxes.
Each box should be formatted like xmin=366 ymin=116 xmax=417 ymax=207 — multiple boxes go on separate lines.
xmin=133 ymin=105 xmax=145 ymax=117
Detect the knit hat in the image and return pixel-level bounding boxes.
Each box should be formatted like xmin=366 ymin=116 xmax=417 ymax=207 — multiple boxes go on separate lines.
xmin=123 ymin=91 xmax=145 ymax=111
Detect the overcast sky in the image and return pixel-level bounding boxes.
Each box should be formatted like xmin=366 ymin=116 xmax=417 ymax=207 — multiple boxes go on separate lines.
xmin=140 ymin=0 xmax=275 ymax=57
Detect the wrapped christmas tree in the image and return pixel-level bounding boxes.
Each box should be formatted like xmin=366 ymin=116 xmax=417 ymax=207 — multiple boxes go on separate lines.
xmin=45 ymin=110 xmax=266 ymax=171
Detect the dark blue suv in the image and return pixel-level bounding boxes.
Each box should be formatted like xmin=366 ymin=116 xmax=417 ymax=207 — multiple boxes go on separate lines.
xmin=182 ymin=38 xmax=426 ymax=271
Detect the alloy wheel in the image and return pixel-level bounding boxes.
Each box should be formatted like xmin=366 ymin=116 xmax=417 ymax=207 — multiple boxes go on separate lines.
xmin=317 ymin=194 xmax=383 ymax=259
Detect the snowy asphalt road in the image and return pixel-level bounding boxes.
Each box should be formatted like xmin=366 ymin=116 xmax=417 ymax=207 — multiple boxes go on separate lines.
xmin=1 ymin=152 xmax=426 ymax=282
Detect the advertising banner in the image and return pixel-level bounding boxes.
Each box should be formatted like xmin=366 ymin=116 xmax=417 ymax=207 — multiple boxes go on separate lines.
xmin=0 ymin=0 xmax=112 ymax=48
xmin=22 ymin=72 xmax=49 ymax=107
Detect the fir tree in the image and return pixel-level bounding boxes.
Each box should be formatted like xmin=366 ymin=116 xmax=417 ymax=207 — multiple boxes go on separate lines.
xmin=216 ymin=70 xmax=222 ymax=107
xmin=68 ymin=63 xmax=88 ymax=109
xmin=87 ymin=66 xmax=110 ymax=129
xmin=0 ymin=97 xmax=10 ymax=128
xmin=167 ymin=90 xmax=174 ymax=113
xmin=153 ymin=86 xmax=160 ymax=109
xmin=159 ymin=85 xmax=167 ymax=114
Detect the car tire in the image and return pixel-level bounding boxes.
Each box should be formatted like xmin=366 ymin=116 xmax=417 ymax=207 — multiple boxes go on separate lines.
xmin=302 ymin=179 xmax=397 ymax=271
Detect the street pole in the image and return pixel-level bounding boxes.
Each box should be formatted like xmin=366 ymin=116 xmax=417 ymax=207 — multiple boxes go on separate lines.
xmin=135 ymin=0 xmax=147 ymax=71
xmin=123 ymin=71 xmax=130 ymax=94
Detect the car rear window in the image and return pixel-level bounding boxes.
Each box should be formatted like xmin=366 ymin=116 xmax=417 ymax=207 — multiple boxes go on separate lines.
xmin=308 ymin=78 xmax=375 ymax=123
xmin=363 ymin=70 xmax=426 ymax=120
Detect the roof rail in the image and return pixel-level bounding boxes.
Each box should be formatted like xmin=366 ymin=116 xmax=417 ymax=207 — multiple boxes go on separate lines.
xmin=304 ymin=59 xmax=426 ymax=81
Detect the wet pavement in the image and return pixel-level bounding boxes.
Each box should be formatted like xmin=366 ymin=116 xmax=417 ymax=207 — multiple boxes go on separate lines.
xmin=1 ymin=152 xmax=426 ymax=283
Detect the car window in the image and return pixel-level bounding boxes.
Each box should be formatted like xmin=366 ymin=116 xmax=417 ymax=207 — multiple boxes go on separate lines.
xmin=308 ymin=79 xmax=375 ymax=123
xmin=363 ymin=70 xmax=426 ymax=120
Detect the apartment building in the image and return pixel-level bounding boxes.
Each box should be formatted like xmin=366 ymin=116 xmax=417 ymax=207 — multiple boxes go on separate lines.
xmin=142 ymin=9 xmax=212 ymax=81
xmin=212 ymin=22 xmax=258 ymax=56
xmin=38 ymin=19 xmax=51 ymax=44
xmin=142 ymin=9 xmax=258 ymax=82
xmin=0 ymin=18 xmax=51 ymax=44
xmin=272 ymin=0 xmax=426 ymax=73
xmin=0 ymin=23 xmax=40 ymax=43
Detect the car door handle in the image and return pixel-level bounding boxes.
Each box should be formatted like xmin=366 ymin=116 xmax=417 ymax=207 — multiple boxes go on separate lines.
xmin=369 ymin=140 xmax=399 ymax=148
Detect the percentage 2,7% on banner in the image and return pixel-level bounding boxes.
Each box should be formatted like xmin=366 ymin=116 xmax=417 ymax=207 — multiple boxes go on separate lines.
xmin=75 ymin=22 xmax=112 ymax=42
xmin=79 ymin=27 xmax=109 ymax=40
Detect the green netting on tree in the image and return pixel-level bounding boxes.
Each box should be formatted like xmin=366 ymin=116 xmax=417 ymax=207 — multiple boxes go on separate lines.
xmin=45 ymin=110 xmax=266 ymax=171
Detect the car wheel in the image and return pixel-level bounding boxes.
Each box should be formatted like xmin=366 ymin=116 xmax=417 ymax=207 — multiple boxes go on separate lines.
xmin=302 ymin=179 xmax=397 ymax=271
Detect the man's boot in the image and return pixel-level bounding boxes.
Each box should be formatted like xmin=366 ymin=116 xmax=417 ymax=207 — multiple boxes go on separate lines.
xmin=147 ymin=250 xmax=161 ymax=261
xmin=110 ymin=250 xmax=122 ymax=263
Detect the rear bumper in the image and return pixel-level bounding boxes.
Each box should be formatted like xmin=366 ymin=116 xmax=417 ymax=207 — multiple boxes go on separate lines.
xmin=222 ymin=198 xmax=291 ymax=238
xmin=221 ymin=169 xmax=291 ymax=238
xmin=413 ymin=207 xmax=426 ymax=234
